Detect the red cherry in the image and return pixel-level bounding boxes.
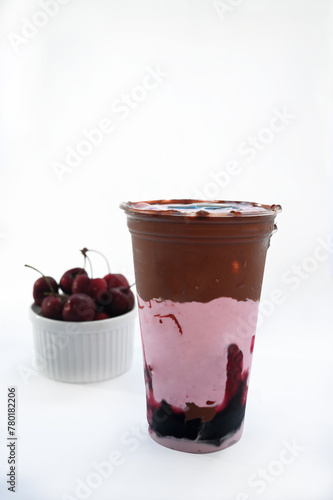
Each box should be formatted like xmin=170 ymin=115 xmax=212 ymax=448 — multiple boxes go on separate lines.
xmin=72 ymin=274 xmax=91 ymax=294
xmin=225 ymin=344 xmax=243 ymax=401
xmin=62 ymin=293 xmax=96 ymax=322
xmin=125 ymin=288 xmax=135 ymax=312
xmin=60 ymin=267 xmax=87 ymax=294
xmin=33 ymin=276 xmax=58 ymax=306
xmin=88 ymin=278 xmax=108 ymax=300
xmin=95 ymin=311 xmax=110 ymax=321
xmin=41 ymin=296 xmax=64 ymax=320
xmin=104 ymin=273 xmax=129 ymax=289
xmin=106 ymin=287 xmax=129 ymax=317
xmin=94 ymin=288 xmax=113 ymax=308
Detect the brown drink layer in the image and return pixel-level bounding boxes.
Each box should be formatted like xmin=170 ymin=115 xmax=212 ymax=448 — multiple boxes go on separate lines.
xmin=120 ymin=200 xmax=280 ymax=303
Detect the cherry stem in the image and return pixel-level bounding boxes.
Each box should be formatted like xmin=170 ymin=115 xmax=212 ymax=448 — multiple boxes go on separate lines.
xmin=44 ymin=292 xmax=69 ymax=300
xmin=126 ymin=283 xmax=136 ymax=292
xmin=80 ymin=248 xmax=93 ymax=278
xmin=85 ymin=249 xmax=111 ymax=274
xmin=25 ymin=264 xmax=55 ymax=293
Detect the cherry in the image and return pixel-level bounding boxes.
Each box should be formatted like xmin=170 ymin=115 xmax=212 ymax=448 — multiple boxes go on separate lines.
xmin=60 ymin=267 xmax=87 ymax=294
xmin=32 ymin=276 xmax=58 ymax=306
xmin=104 ymin=273 xmax=129 ymax=289
xmin=72 ymin=274 xmax=91 ymax=294
xmin=95 ymin=311 xmax=110 ymax=321
xmin=106 ymin=287 xmax=130 ymax=317
xmin=125 ymin=287 xmax=135 ymax=311
xmin=72 ymin=276 xmax=109 ymax=303
xmin=41 ymin=296 xmax=64 ymax=320
xmin=62 ymin=293 xmax=96 ymax=322
xmin=225 ymin=344 xmax=243 ymax=401
xmin=88 ymin=278 xmax=108 ymax=300
xmin=94 ymin=288 xmax=113 ymax=309
xmin=25 ymin=265 xmax=59 ymax=306
xmin=27 ymin=251 xmax=133 ymax=321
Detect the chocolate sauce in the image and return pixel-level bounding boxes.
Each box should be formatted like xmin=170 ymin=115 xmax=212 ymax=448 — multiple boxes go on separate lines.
xmin=153 ymin=314 xmax=183 ymax=334
xmin=120 ymin=199 xmax=280 ymax=303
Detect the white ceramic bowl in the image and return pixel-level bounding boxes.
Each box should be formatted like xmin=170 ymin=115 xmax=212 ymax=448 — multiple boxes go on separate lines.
xmin=29 ymin=304 xmax=136 ymax=383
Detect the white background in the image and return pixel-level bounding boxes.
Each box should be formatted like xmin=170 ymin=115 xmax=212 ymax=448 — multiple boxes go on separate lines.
xmin=0 ymin=0 xmax=333 ymax=499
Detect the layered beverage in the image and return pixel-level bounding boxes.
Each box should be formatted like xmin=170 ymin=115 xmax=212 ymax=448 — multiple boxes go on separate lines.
xmin=120 ymin=200 xmax=281 ymax=453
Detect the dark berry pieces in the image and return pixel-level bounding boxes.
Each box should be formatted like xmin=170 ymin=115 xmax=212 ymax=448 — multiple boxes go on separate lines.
xmin=250 ymin=335 xmax=255 ymax=353
xmin=225 ymin=344 xmax=244 ymax=401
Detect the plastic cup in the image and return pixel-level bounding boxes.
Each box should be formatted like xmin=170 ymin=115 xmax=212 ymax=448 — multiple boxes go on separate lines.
xmin=120 ymin=200 xmax=281 ymax=453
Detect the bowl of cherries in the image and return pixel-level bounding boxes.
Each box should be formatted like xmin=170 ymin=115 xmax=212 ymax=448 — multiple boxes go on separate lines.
xmin=28 ymin=248 xmax=136 ymax=383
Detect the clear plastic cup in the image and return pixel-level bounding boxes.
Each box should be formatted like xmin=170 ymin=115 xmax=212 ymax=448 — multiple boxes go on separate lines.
xmin=121 ymin=200 xmax=281 ymax=453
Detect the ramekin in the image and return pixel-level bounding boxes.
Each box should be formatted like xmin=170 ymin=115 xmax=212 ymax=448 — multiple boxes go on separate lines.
xmin=29 ymin=304 xmax=136 ymax=383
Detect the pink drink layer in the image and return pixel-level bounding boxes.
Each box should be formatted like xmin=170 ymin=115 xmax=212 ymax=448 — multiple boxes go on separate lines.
xmin=138 ymin=295 xmax=258 ymax=410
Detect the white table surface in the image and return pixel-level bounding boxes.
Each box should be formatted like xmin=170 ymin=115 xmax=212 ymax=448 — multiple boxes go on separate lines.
xmin=0 ymin=277 xmax=332 ymax=500
xmin=0 ymin=1 xmax=332 ymax=498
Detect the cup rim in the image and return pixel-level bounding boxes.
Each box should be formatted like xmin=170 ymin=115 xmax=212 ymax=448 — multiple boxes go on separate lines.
xmin=120 ymin=199 xmax=282 ymax=219
xmin=29 ymin=303 xmax=136 ymax=334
